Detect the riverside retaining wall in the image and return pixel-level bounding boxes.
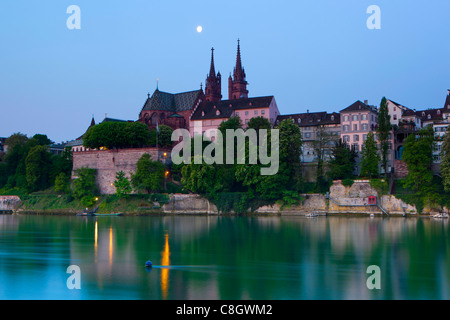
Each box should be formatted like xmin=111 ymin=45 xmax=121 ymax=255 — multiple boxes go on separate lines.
xmin=0 ymin=196 xmax=21 ymax=212
xmin=161 ymin=181 xmax=420 ymax=215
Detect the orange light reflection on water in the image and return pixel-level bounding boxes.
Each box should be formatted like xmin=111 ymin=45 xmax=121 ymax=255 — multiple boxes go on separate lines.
xmin=161 ymin=233 xmax=170 ymax=300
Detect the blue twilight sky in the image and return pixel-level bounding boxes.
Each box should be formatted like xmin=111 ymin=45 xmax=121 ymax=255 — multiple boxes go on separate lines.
xmin=1 ymin=0 xmax=450 ymax=142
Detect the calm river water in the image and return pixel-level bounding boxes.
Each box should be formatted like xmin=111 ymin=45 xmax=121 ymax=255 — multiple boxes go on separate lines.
xmin=0 ymin=214 xmax=448 ymax=300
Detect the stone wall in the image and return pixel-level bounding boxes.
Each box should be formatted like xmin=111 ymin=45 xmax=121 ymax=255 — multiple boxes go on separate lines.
xmin=72 ymin=148 xmax=171 ymax=194
xmin=0 ymin=196 xmax=21 ymax=211
xmin=162 ymin=194 xmax=218 ymax=214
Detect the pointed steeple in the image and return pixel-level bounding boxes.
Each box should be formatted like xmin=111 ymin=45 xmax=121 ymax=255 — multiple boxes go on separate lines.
xmin=229 ymin=39 xmax=248 ymax=100
xmin=90 ymin=116 xmax=96 ymax=127
xmin=234 ymin=39 xmax=245 ymax=81
xmin=205 ymin=47 xmax=222 ymax=102
xmin=209 ymin=47 xmax=216 ymax=78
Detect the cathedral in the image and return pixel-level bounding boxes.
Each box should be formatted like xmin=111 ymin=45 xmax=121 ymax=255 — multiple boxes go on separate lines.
xmin=138 ymin=40 xmax=280 ymax=136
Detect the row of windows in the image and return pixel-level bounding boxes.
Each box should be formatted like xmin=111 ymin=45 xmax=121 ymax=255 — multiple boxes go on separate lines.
xmin=236 ymin=110 xmax=265 ymax=117
xmin=343 ymin=114 xmax=374 ymax=122
xmin=343 ymin=123 xmax=370 ymax=132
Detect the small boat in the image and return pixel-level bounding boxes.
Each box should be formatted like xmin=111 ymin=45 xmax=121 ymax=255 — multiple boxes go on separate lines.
xmin=76 ymin=213 xmax=95 ymax=217
xmin=306 ymin=211 xmax=319 ymax=218
xmin=93 ymin=213 xmax=123 ymax=217
xmin=432 ymin=213 xmax=449 ymax=219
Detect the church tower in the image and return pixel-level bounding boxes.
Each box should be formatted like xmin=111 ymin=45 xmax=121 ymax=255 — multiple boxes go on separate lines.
xmin=228 ymin=39 xmax=248 ymax=100
xmin=205 ymin=48 xmax=222 ymax=102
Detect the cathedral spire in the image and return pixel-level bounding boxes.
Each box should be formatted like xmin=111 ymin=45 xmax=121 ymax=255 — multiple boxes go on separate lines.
xmin=209 ymin=48 xmax=216 ymax=78
xmin=205 ymin=47 xmax=222 ymax=102
xmin=234 ymin=39 xmax=244 ymax=81
xmin=229 ymin=39 xmax=248 ymax=100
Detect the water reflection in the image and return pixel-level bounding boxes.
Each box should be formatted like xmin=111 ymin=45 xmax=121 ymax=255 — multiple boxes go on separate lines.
xmin=161 ymin=233 xmax=170 ymax=300
xmin=0 ymin=215 xmax=448 ymax=300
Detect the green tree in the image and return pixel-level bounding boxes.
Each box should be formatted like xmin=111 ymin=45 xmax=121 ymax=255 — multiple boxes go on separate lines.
xmin=312 ymin=126 xmax=337 ymax=191
xmin=360 ymin=132 xmax=380 ymax=178
xmin=247 ymin=116 xmax=271 ymax=131
xmin=54 ymin=172 xmax=70 ymax=194
xmin=440 ymin=128 xmax=450 ymax=192
xmin=402 ymin=126 xmax=434 ymax=193
xmin=328 ymin=140 xmax=357 ymax=180
xmin=114 ymin=171 xmax=132 ymax=198
xmin=25 ymin=145 xmax=52 ymax=192
xmin=278 ymin=119 xmax=303 ymax=190
xmin=131 ymin=154 xmax=165 ymax=193
xmin=83 ymin=121 xmax=151 ymax=149
xmin=149 ymin=125 xmax=174 ymax=148
xmin=377 ymin=97 xmax=392 ymax=175
xmin=72 ymin=167 xmax=98 ymax=200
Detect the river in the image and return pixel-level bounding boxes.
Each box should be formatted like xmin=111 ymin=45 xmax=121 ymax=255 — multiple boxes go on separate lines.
xmin=0 ymin=214 xmax=448 ymax=300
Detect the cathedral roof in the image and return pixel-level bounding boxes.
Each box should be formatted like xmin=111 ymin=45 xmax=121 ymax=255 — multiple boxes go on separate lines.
xmin=142 ymin=89 xmax=203 ymax=113
xmin=190 ymin=96 xmax=274 ymax=120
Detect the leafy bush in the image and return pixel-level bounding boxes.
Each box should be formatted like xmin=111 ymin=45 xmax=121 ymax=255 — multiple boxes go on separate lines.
xmin=342 ymin=179 xmax=354 ymax=187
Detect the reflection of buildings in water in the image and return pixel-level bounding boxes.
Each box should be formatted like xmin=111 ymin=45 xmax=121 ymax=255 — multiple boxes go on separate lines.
xmin=160 ymin=216 xmax=218 ymax=240
xmin=161 ymin=233 xmax=170 ymax=300
xmin=0 ymin=216 xmax=19 ymax=231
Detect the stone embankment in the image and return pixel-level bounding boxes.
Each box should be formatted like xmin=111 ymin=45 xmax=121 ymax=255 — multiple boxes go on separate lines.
xmin=162 ymin=181 xmax=420 ymax=216
xmin=0 ymin=196 xmax=21 ymax=213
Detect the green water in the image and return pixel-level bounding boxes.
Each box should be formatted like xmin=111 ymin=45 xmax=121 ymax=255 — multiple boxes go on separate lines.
xmin=0 ymin=214 xmax=448 ymax=300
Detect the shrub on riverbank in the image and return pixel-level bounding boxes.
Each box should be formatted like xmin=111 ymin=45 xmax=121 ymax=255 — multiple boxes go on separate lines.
xmin=15 ymin=193 xmax=171 ymax=214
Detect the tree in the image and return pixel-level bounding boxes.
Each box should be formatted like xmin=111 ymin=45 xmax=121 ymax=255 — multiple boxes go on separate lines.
xmin=377 ymin=97 xmax=391 ymax=175
xmin=83 ymin=121 xmax=151 ymax=149
xmin=54 ymin=172 xmax=70 ymax=194
xmin=328 ymin=140 xmax=357 ymax=180
xmin=114 ymin=171 xmax=132 ymax=198
xmin=402 ymin=126 xmax=434 ymax=193
xmin=360 ymin=132 xmax=380 ymax=178
xmin=131 ymin=154 xmax=165 ymax=193
xmin=247 ymin=116 xmax=271 ymax=131
xmin=278 ymin=119 xmax=303 ymax=190
xmin=72 ymin=167 xmax=98 ymax=200
xmin=312 ymin=126 xmax=337 ymax=191
xmin=149 ymin=125 xmax=174 ymax=148
xmin=440 ymin=128 xmax=450 ymax=192
xmin=25 ymin=145 xmax=52 ymax=192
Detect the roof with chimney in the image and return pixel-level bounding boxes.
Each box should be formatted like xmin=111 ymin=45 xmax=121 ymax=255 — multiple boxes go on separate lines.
xmin=276 ymin=111 xmax=340 ymax=127
xmin=141 ymin=89 xmax=203 ymax=113
xmin=190 ymin=96 xmax=274 ymax=120
xmin=340 ymin=100 xmax=378 ymax=114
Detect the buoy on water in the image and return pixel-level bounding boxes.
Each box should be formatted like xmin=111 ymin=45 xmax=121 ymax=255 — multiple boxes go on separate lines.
xmin=145 ymin=260 xmax=153 ymax=268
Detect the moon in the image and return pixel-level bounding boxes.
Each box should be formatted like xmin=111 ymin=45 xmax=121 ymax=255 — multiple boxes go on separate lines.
xmin=196 ymin=25 xmax=203 ymax=33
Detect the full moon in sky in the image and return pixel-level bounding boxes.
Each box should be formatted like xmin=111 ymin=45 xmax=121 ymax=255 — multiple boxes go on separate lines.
xmin=196 ymin=25 xmax=203 ymax=33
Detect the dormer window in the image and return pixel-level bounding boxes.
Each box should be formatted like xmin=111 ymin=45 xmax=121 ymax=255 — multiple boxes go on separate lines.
xmin=437 ymin=110 xmax=441 ymax=116
xmin=202 ymin=111 xmax=205 ymax=116
xmin=216 ymin=110 xmax=221 ymax=116
xmin=428 ymin=114 xmax=431 ymax=120
xmin=422 ymin=112 xmax=425 ymax=117
xmin=298 ymin=118 xmax=301 ymax=124
xmin=331 ymin=115 xmax=335 ymax=121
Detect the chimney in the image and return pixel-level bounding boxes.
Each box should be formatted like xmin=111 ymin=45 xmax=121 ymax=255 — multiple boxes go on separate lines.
xmin=364 ymin=100 xmax=368 ymax=105
xmin=447 ymin=89 xmax=450 ymax=96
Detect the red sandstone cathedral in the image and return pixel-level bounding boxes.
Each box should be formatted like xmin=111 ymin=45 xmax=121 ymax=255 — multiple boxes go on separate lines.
xmin=137 ymin=40 xmax=280 ymax=135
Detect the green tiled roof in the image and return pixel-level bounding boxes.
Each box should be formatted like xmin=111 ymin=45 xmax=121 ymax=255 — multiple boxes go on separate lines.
xmin=142 ymin=89 xmax=202 ymax=113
